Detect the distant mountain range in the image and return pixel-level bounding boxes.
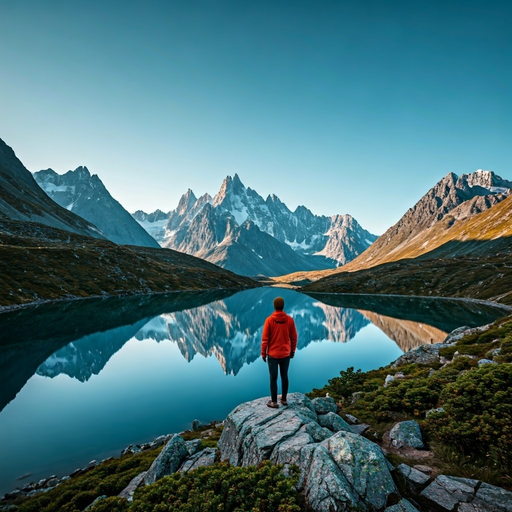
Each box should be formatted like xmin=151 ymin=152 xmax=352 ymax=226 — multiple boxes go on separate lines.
xmin=133 ymin=174 xmax=377 ymax=276
xmin=0 ymin=137 xmax=254 ymax=309
xmin=34 ymin=167 xmax=159 ymax=248
xmin=0 ymin=138 xmax=103 ymax=239
xmin=301 ymin=170 xmax=512 ymax=304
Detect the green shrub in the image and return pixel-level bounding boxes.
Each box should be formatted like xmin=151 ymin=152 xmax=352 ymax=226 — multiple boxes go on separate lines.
xmin=425 ymin=363 xmax=512 ymax=470
xmin=129 ymin=461 xmax=304 ymax=512
xmin=18 ymin=449 xmax=159 ymax=512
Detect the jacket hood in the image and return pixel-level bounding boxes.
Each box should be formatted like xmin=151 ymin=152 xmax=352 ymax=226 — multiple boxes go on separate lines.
xmin=271 ymin=310 xmax=288 ymax=322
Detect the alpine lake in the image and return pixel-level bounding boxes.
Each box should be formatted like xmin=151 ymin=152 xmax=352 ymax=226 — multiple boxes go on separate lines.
xmin=0 ymin=287 xmax=509 ymax=496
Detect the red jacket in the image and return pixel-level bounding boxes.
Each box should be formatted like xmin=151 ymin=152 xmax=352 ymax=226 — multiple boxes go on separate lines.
xmin=261 ymin=311 xmax=298 ymax=359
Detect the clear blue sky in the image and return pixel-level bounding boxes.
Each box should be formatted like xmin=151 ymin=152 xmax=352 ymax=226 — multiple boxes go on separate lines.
xmin=1 ymin=0 xmax=510 ymax=234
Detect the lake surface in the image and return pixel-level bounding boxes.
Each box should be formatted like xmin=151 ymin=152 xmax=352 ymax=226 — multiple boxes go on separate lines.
xmin=0 ymin=287 xmax=508 ymax=496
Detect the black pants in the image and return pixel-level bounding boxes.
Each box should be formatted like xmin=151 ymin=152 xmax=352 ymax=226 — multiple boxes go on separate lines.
xmin=268 ymin=356 xmax=290 ymax=403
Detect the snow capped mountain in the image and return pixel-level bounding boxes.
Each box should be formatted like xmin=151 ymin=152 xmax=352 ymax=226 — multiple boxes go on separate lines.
xmin=134 ymin=174 xmax=376 ymax=276
xmin=0 ymin=138 xmax=104 ymax=238
xmin=34 ymin=167 xmax=160 ymax=248
xmin=342 ymin=169 xmax=512 ymax=271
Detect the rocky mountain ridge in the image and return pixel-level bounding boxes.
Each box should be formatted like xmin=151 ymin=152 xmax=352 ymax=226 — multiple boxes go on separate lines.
xmin=134 ymin=174 xmax=377 ymax=276
xmin=34 ymin=167 xmax=160 ymax=248
xmin=0 ymin=138 xmax=104 ymax=239
xmin=343 ymin=169 xmax=512 ymax=272
xmin=274 ymin=169 xmax=512 ymax=287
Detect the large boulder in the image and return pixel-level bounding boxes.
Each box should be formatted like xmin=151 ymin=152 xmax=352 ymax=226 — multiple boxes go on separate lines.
xmin=311 ymin=396 xmax=337 ymax=415
xmin=144 ymin=434 xmax=189 ymax=485
xmin=392 ymin=343 xmax=444 ymax=366
xmin=219 ymin=392 xmax=398 ymax=511
xmin=317 ymin=411 xmax=354 ymax=433
xmin=389 ymin=421 xmax=425 ymax=449
xmin=179 ymin=448 xmax=216 ymax=473
xmin=305 ymin=432 xmax=399 ymax=512
xmin=420 ymin=475 xmax=512 ymax=512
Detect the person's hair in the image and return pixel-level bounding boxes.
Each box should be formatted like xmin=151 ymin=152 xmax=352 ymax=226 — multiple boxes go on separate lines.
xmin=273 ymin=297 xmax=285 ymax=311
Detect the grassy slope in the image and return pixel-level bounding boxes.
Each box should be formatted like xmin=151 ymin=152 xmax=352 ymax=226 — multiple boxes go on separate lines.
xmin=303 ymin=253 xmax=512 ymax=306
xmin=0 ymin=220 xmax=256 ymax=308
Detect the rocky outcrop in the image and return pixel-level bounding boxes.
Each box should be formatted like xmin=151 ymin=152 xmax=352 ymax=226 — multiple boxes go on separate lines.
xmin=311 ymin=396 xmax=338 ymax=415
xmin=389 ymin=421 xmax=425 ymax=450
xmin=392 ymin=343 xmax=446 ymax=367
xmin=144 ymin=434 xmax=189 ymax=485
xmin=218 ymin=393 xmax=399 ymax=511
xmin=420 ymin=475 xmax=512 ymax=512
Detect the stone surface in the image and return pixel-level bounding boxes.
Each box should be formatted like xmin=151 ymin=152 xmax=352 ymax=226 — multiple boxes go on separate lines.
xmin=219 ymin=392 xmax=398 ymax=512
xmin=84 ymin=495 xmax=108 ymax=511
xmin=443 ymin=326 xmax=471 ymax=344
xmin=474 ymin=482 xmax=512 ymax=512
xmin=306 ymin=432 xmax=399 ymax=512
xmin=385 ymin=498 xmax=421 ymax=512
xmin=397 ymin=463 xmax=430 ymax=486
xmin=144 ymin=434 xmax=189 ymax=485
xmin=311 ymin=396 xmax=337 ymax=415
xmin=478 ymin=359 xmax=498 ymax=366
xmin=185 ymin=439 xmax=202 ymax=455
xmin=344 ymin=413 xmax=359 ymax=424
xmin=179 ymin=448 xmax=216 ymax=473
xmin=426 ymin=407 xmax=445 ymax=418
xmin=413 ymin=464 xmax=433 ymax=475
xmin=350 ymin=423 xmax=370 ymax=435
xmin=118 ymin=471 xmax=147 ymax=502
xmin=317 ymin=411 xmax=354 ymax=433
xmin=390 ymin=421 xmax=425 ymax=449
xmin=420 ymin=476 xmax=478 ymax=511
xmin=393 ymin=343 xmax=444 ymax=366
xmin=152 ymin=434 xmax=172 ymax=448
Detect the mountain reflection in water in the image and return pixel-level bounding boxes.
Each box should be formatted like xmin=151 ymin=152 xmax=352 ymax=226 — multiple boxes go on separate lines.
xmin=29 ymin=288 xmax=509 ymax=385
xmin=0 ymin=287 xmax=509 ymax=497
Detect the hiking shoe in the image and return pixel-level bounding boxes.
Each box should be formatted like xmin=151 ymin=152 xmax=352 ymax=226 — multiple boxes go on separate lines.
xmin=266 ymin=401 xmax=279 ymax=409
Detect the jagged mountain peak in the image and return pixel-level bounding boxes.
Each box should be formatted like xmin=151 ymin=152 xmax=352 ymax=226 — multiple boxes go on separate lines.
xmin=138 ymin=173 xmax=376 ymax=275
xmin=73 ymin=165 xmax=91 ymax=177
xmin=176 ymin=188 xmax=197 ymax=215
xmin=214 ymin=174 xmax=247 ymax=204
xmin=34 ymin=166 xmax=159 ymax=248
xmin=266 ymin=193 xmax=283 ymax=204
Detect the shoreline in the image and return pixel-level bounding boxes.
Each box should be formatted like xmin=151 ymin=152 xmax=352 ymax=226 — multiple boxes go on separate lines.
xmin=302 ymin=290 xmax=512 ymax=312
xmin=0 ymin=285 xmax=257 ymax=315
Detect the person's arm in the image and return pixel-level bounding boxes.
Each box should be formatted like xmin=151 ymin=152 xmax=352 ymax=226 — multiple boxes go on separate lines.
xmin=261 ymin=318 xmax=270 ymax=361
xmin=289 ymin=317 xmax=298 ymax=357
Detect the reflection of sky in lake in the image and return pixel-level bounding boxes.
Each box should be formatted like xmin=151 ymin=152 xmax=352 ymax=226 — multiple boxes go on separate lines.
xmin=0 ymin=287 xmax=508 ymax=495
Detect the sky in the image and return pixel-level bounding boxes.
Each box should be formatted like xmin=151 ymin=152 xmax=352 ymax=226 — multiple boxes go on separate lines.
xmin=0 ymin=0 xmax=510 ymax=235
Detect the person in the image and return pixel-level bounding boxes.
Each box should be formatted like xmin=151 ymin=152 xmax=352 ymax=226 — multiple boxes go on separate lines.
xmin=261 ymin=296 xmax=298 ymax=408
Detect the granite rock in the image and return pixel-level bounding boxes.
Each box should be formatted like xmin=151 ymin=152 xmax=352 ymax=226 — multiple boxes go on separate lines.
xmin=390 ymin=421 xmax=425 ymax=449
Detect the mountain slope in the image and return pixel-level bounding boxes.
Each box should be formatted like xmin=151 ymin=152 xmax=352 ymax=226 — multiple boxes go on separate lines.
xmin=34 ymin=167 xmax=159 ymax=248
xmin=0 ymin=138 xmax=103 ymax=238
xmin=304 ymin=196 xmax=512 ymax=304
xmin=274 ymin=169 xmax=512 ymax=286
xmin=0 ymin=138 xmax=256 ymax=309
xmin=342 ymin=170 xmax=511 ymax=271
xmin=135 ymin=174 xmax=376 ymax=276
